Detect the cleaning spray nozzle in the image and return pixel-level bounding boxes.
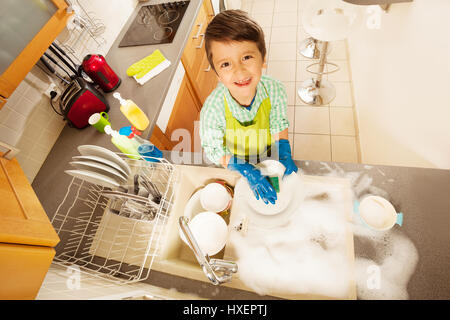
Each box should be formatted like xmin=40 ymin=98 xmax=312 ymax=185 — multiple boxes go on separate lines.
xmin=113 ymin=92 xmax=126 ymax=105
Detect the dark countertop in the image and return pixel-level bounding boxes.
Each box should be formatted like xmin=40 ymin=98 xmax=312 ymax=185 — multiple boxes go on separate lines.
xmin=31 ymin=0 xmax=450 ymax=300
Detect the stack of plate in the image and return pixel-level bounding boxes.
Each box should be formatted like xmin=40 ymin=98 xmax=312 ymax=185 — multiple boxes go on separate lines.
xmin=65 ymin=145 xmax=132 ymax=189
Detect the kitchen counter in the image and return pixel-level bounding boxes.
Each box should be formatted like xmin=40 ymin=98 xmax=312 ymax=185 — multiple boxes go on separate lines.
xmin=33 ymin=146 xmax=450 ymax=299
xmin=31 ymin=0 xmax=449 ymax=300
xmin=31 ymin=0 xmax=204 ymax=206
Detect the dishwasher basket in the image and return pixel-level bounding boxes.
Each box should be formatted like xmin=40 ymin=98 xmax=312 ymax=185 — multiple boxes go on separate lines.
xmin=51 ymin=155 xmax=176 ymax=284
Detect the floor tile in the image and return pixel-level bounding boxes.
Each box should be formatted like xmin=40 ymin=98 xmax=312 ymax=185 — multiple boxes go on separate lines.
xmin=331 ymin=135 xmax=358 ymax=163
xmin=330 ymin=107 xmax=355 ymax=136
xmin=282 ymin=81 xmax=296 ymax=106
xmin=250 ymin=13 xmax=273 ymax=28
xmin=295 ymin=106 xmax=330 ymax=134
xmin=268 ymin=42 xmax=297 ymax=61
xmin=270 ymin=26 xmax=297 ymax=43
xmin=327 ymin=41 xmax=348 ymax=60
xmin=274 ymin=0 xmax=297 ymax=12
xmin=272 ymin=12 xmax=298 ymax=27
xmin=327 ymin=60 xmax=350 ymax=82
xmin=287 ymin=106 xmax=295 ymax=133
xmin=251 ymin=0 xmax=274 ymax=14
xmin=329 ymin=82 xmax=353 ymax=107
xmin=266 ymin=60 xmax=296 ymax=82
xmin=293 ymin=134 xmax=331 ymax=161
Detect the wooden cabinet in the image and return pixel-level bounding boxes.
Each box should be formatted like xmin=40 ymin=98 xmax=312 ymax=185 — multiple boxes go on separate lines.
xmin=0 ymin=156 xmax=60 ymax=300
xmin=150 ymin=0 xmax=217 ymax=151
xmin=0 ymin=0 xmax=72 ymax=109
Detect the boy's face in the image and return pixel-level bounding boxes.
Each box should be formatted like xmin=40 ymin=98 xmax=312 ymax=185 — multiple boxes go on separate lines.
xmin=210 ymin=40 xmax=266 ymax=104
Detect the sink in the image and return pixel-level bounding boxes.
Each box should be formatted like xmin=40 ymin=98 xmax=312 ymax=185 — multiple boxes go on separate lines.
xmin=150 ymin=164 xmax=357 ymax=300
xmin=152 ymin=164 xmax=240 ymax=281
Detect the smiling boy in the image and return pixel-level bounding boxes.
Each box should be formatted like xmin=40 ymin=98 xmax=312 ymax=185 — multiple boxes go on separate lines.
xmin=200 ymin=10 xmax=298 ymax=205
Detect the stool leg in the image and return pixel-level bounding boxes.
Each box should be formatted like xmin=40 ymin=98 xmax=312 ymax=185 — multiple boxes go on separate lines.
xmin=298 ymin=41 xmax=336 ymax=106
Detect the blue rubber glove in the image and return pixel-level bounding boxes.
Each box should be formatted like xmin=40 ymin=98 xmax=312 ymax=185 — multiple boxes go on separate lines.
xmin=227 ymin=157 xmax=277 ymax=205
xmin=276 ymin=139 xmax=298 ymax=177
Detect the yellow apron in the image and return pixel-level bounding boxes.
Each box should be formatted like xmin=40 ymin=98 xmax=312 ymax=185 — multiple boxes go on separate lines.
xmin=223 ymin=88 xmax=274 ymax=163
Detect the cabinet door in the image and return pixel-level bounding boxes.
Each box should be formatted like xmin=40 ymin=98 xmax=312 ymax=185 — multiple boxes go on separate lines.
xmin=0 ymin=157 xmax=60 ymax=247
xmin=182 ymin=2 xmax=208 ymax=77
xmin=0 ymin=243 xmax=55 ymax=300
xmin=194 ymin=52 xmax=218 ymax=104
xmin=165 ymin=76 xmax=201 ymax=152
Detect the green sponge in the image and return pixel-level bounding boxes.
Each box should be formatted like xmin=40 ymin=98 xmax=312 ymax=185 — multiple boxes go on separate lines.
xmin=268 ymin=176 xmax=280 ymax=193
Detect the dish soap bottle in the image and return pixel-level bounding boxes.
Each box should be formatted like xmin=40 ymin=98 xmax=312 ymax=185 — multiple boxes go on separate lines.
xmin=113 ymin=92 xmax=149 ymax=131
xmin=104 ymin=125 xmax=140 ymax=159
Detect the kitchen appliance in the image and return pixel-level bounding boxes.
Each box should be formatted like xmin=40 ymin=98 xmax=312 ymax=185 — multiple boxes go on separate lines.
xmin=118 ymin=1 xmax=190 ymax=47
xmin=81 ymin=54 xmax=121 ymax=92
xmin=59 ymin=77 xmax=110 ymax=129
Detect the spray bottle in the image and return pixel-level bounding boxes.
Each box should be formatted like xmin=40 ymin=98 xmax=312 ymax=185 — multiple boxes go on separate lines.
xmin=104 ymin=125 xmax=140 ymax=159
xmin=113 ymin=92 xmax=149 ymax=131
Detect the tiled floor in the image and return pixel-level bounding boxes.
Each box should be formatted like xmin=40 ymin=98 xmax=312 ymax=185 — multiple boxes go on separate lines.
xmin=241 ymin=0 xmax=360 ymax=163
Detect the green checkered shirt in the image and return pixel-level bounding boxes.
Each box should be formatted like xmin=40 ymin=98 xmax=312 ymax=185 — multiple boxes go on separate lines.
xmin=200 ymin=74 xmax=289 ymax=165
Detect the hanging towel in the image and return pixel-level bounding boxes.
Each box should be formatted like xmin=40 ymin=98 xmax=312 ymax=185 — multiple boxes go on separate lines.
xmin=126 ymin=49 xmax=171 ymax=85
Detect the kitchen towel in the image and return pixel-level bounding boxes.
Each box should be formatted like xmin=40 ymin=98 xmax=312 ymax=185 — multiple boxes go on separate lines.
xmin=126 ymin=49 xmax=171 ymax=85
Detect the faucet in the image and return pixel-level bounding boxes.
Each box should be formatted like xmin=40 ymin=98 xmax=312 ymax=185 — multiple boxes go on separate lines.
xmin=178 ymin=216 xmax=238 ymax=285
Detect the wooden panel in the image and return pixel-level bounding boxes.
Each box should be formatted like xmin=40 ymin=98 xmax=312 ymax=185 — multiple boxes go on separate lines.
xmin=203 ymin=0 xmax=216 ymax=19
xmin=181 ymin=2 xmax=207 ymax=77
xmin=0 ymin=0 xmax=72 ymax=98
xmin=0 ymin=157 xmax=60 ymax=247
xmin=150 ymin=125 xmax=175 ymax=151
xmin=194 ymin=52 xmax=218 ymax=104
xmin=0 ymin=96 xmax=6 ymax=110
xmin=0 ymin=243 xmax=55 ymax=300
xmin=165 ymin=76 xmax=201 ymax=151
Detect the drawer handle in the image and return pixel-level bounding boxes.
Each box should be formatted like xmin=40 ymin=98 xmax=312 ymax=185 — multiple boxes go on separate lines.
xmin=204 ymin=64 xmax=211 ymax=72
xmin=196 ymin=34 xmax=205 ymax=49
xmin=192 ymin=23 xmax=203 ymax=39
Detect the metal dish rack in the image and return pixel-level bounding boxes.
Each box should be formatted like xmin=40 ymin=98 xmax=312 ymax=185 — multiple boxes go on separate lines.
xmin=51 ymin=155 xmax=176 ymax=284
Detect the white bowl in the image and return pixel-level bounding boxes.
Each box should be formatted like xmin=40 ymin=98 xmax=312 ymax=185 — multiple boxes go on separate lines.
xmin=179 ymin=211 xmax=228 ymax=256
xmin=359 ymin=196 xmax=400 ymax=231
xmin=200 ymin=183 xmax=232 ymax=213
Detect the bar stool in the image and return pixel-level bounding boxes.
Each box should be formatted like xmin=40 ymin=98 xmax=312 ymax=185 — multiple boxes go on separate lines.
xmin=298 ymin=0 xmax=360 ymax=105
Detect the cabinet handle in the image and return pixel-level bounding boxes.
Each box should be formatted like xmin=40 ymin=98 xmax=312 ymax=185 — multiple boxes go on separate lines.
xmin=196 ymin=34 xmax=205 ymax=49
xmin=204 ymin=64 xmax=211 ymax=72
xmin=192 ymin=23 xmax=203 ymax=39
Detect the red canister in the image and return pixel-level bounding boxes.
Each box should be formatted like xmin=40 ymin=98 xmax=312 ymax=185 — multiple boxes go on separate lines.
xmin=82 ymin=54 xmax=121 ymax=92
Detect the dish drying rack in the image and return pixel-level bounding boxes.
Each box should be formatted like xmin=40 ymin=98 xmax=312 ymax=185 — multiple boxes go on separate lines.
xmin=51 ymin=155 xmax=176 ymax=284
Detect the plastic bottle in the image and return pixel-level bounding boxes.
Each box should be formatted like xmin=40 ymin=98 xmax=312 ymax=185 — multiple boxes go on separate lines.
xmin=104 ymin=125 xmax=140 ymax=159
xmin=119 ymin=126 xmax=163 ymax=162
xmin=113 ymin=92 xmax=149 ymax=131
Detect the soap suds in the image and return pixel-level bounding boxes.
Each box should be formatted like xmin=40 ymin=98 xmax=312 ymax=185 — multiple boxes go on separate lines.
xmin=230 ymin=163 xmax=419 ymax=300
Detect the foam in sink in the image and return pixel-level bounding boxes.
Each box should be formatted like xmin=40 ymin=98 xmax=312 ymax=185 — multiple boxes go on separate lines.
xmin=227 ymin=173 xmax=356 ymax=299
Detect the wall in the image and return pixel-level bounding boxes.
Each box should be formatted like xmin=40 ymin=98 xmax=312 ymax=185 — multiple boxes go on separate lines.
xmin=0 ymin=0 xmax=138 ymax=181
xmin=347 ymin=0 xmax=450 ymax=169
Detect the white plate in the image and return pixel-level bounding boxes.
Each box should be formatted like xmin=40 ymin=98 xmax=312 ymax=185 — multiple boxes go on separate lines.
xmin=183 ymin=189 xmax=204 ymax=219
xmin=242 ymin=172 xmax=296 ymax=216
xmin=65 ymin=169 xmax=120 ymax=189
xmin=70 ymin=160 xmax=128 ymax=183
xmin=77 ymin=145 xmax=131 ymax=176
xmin=72 ymin=155 xmax=129 ymax=178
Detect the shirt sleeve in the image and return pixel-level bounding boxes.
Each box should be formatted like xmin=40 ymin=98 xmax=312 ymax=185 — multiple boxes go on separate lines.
xmin=199 ymin=95 xmax=231 ymax=165
xmin=267 ymin=78 xmax=289 ymax=135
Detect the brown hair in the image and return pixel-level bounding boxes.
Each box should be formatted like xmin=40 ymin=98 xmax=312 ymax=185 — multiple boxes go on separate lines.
xmin=205 ymin=10 xmax=266 ymax=72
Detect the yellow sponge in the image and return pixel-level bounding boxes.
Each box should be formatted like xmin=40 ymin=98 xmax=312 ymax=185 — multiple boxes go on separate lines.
xmin=126 ymin=49 xmax=167 ymax=79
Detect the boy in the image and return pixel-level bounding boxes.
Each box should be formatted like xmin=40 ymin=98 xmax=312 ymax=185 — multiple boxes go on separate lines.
xmin=200 ymin=10 xmax=298 ymax=205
